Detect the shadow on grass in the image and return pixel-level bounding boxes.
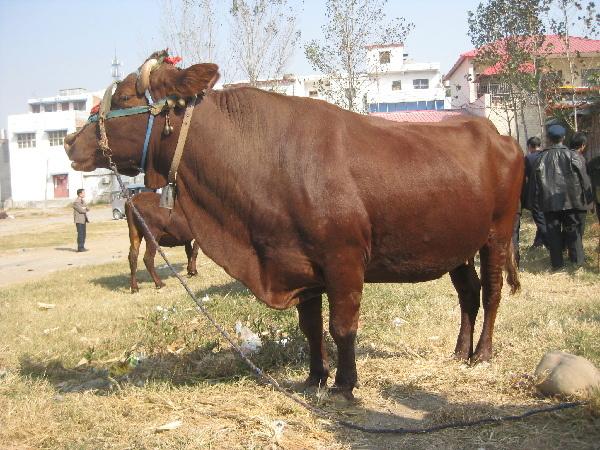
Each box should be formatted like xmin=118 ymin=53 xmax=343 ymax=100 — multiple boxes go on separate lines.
xmin=195 ymin=280 xmax=250 ymax=298
xmin=89 ymin=263 xmax=187 ymax=291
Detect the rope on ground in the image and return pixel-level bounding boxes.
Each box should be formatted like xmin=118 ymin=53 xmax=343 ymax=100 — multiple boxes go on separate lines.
xmin=110 ymin=165 xmax=585 ymax=435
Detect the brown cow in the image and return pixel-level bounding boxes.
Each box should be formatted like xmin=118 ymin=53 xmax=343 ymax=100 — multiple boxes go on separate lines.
xmin=65 ymin=53 xmax=523 ymax=398
xmin=126 ymin=191 xmax=199 ymax=293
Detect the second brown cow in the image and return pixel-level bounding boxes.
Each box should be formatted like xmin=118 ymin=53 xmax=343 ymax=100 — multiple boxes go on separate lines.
xmin=126 ymin=192 xmax=199 ymax=292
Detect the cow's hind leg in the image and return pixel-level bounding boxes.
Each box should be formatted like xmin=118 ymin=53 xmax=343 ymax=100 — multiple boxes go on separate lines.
xmin=473 ymin=235 xmax=508 ymax=362
xmin=128 ymin=230 xmax=142 ymax=293
xmin=185 ymin=240 xmax=199 ymax=276
xmin=297 ymin=292 xmax=329 ymax=387
xmin=450 ymin=259 xmax=481 ymax=360
xmin=143 ymin=240 xmax=165 ymax=289
xmin=325 ymin=260 xmax=364 ymax=399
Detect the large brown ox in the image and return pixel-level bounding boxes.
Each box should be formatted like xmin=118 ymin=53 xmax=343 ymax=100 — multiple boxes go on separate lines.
xmin=65 ymin=53 xmax=523 ymax=398
xmin=126 ymin=191 xmax=199 ymax=293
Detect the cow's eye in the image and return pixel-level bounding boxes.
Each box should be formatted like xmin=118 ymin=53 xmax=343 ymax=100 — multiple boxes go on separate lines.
xmin=120 ymin=95 xmax=131 ymax=101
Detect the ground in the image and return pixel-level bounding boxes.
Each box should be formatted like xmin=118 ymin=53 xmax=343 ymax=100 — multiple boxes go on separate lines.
xmin=0 ymin=207 xmax=599 ymax=449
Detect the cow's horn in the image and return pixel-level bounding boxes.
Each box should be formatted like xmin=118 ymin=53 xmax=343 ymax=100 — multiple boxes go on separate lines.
xmin=136 ymin=58 xmax=159 ymax=95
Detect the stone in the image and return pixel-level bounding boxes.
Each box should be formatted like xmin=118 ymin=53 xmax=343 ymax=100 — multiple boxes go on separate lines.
xmin=534 ymin=351 xmax=600 ymax=398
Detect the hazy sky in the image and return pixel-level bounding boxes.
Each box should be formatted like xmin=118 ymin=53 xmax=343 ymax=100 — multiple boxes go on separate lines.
xmin=0 ymin=0 xmax=482 ymax=129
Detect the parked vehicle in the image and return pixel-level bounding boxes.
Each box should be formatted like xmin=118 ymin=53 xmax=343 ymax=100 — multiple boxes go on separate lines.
xmin=110 ymin=184 xmax=154 ymax=219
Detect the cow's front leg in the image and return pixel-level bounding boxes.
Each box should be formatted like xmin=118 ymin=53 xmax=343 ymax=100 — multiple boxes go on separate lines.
xmin=297 ymin=292 xmax=329 ymax=387
xmin=325 ymin=263 xmax=364 ymax=399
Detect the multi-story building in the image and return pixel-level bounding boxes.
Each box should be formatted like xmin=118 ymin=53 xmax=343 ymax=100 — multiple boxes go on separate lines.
xmin=224 ymin=44 xmax=448 ymax=114
xmin=444 ymin=35 xmax=600 ymax=148
xmin=6 ymin=87 xmax=142 ymax=206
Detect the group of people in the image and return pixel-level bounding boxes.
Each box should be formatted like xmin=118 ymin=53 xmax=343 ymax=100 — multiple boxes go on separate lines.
xmin=516 ymin=124 xmax=597 ymax=271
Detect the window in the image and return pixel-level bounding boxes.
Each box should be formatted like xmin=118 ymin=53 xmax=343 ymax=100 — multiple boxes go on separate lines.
xmin=48 ymin=130 xmax=67 ymax=146
xmin=379 ymin=51 xmax=391 ymax=64
xmin=73 ymin=100 xmax=86 ymax=111
xmin=582 ymin=68 xmax=600 ymax=86
xmin=61 ymin=102 xmax=70 ymax=111
xmin=44 ymin=103 xmax=56 ymax=112
xmin=392 ymin=80 xmax=402 ymax=91
xmin=413 ymin=79 xmax=429 ymax=89
xmin=16 ymin=133 xmax=36 ymax=148
xmin=31 ymin=104 xmax=40 ymax=113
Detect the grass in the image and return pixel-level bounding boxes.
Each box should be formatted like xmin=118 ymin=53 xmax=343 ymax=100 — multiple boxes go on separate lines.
xmin=0 ymin=213 xmax=599 ymax=449
xmin=0 ymin=220 xmax=126 ymax=251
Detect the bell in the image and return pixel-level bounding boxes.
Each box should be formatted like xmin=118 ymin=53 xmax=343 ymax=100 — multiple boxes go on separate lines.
xmin=163 ymin=114 xmax=173 ymax=136
xmin=166 ymin=97 xmax=176 ymax=109
xmin=177 ymin=98 xmax=186 ymax=108
xmin=159 ymin=183 xmax=175 ymax=209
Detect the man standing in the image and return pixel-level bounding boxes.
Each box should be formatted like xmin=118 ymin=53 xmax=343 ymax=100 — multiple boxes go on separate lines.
xmin=73 ymin=188 xmax=89 ymax=252
xmin=522 ymin=136 xmax=547 ymax=249
xmin=530 ymin=125 xmax=593 ymax=270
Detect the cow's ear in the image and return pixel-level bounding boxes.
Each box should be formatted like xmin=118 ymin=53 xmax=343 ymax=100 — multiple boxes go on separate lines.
xmin=174 ymin=63 xmax=220 ymax=97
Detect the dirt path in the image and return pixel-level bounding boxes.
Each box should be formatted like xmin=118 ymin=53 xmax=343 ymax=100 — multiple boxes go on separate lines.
xmin=0 ymin=206 xmax=131 ymax=287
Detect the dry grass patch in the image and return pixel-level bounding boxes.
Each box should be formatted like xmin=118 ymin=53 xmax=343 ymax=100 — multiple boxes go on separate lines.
xmin=0 ymin=214 xmax=599 ymax=448
xmin=0 ymin=220 xmax=126 ymax=251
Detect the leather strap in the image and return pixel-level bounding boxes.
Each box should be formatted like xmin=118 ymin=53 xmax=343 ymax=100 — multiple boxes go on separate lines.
xmin=168 ymin=95 xmax=197 ymax=184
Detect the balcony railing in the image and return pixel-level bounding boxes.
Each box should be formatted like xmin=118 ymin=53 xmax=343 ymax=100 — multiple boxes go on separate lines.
xmin=476 ymin=82 xmax=511 ymax=98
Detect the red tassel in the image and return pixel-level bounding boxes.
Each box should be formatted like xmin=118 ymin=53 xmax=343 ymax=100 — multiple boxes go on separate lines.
xmin=164 ymin=56 xmax=182 ymax=65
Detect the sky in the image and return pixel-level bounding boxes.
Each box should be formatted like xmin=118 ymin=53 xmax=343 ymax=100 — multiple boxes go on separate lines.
xmin=0 ymin=0 xmax=482 ymax=130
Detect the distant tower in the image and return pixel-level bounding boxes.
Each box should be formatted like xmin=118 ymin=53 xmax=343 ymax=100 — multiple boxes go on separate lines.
xmin=111 ymin=51 xmax=122 ymax=82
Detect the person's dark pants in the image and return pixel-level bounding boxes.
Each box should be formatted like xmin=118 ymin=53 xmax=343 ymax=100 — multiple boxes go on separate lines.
xmin=544 ymin=210 xmax=585 ymax=269
xmin=76 ymin=223 xmax=86 ymax=251
xmin=530 ymin=208 xmax=547 ymax=248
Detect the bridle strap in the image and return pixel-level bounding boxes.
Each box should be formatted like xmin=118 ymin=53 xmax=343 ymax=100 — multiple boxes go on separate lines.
xmin=140 ymin=89 xmax=155 ymax=171
xmin=168 ymin=95 xmax=197 ymax=184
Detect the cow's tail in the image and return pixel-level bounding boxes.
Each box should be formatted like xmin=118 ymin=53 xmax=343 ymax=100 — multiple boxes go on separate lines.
xmin=504 ymin=240 xmax=520 ymax=294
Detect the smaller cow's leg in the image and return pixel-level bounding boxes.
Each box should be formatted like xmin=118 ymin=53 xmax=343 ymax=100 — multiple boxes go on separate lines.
xmin=473 ymin=236 xmax=508 ymax=362
xmin=143 ymin=240 xmax=165 ymax=289
xmin=129 ymin=235 xmax=142 ymax=293
xmin=297 ymin=292 xmax=329 ymax=387
xmin=449 ymin=259 xmax=481 ymax=360
xmin=185 ymin=241 xmax=199 ymax=276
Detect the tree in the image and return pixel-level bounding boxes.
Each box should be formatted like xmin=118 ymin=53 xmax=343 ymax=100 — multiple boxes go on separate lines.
xmin=547 ymin=0 xmax=599 ymax=131
xmin=468 ymin=0 xmax=552 ymax=144
xmin=161 ymin=0 xmax=219 ymax=64
xmin=304 ymin=0 xmax=413 ymax=113
xmin=229 ymin=0 xmax=301 ymax=86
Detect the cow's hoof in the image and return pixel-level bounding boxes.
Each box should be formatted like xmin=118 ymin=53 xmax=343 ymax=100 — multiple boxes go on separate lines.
xmin=304 ymin=374 xmax=329 ymax=388
xmin=131 ymin=287 xmax=139 ymax=294
xmin=471 ymin=350 xmax=492 ymax=364
xmin=329 ymin=385 xmax=355 ymax=401
xmin=453 ymin=350 xmax=472 ymax=361
xmin=156 ymin=283 xmax=166 ymax=290
xmin=187 ymin=270 xmax=198 ymax=277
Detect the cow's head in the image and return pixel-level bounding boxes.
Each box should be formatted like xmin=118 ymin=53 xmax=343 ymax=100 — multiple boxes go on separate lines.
xmin=64 ymin=50 xmax=219 ymax=183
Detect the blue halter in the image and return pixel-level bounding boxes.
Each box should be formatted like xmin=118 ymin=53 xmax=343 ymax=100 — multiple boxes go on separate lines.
xmin=88 ymin=83 xmax=172 ymax=172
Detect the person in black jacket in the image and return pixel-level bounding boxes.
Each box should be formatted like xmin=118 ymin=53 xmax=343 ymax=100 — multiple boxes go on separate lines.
xmin=522 ymin=136 xmax=547 ymax=249
xmin=529 ymin=125 xmax=593 ymax=270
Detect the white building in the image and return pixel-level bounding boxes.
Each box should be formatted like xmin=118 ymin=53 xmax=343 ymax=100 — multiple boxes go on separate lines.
xmin=224 ymin=44 xmax=448 ymax=113
xmin=6 ymin=88 xmax=141 ymax=207
xmin=365 ymin=44 xmax=447 ymax=113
